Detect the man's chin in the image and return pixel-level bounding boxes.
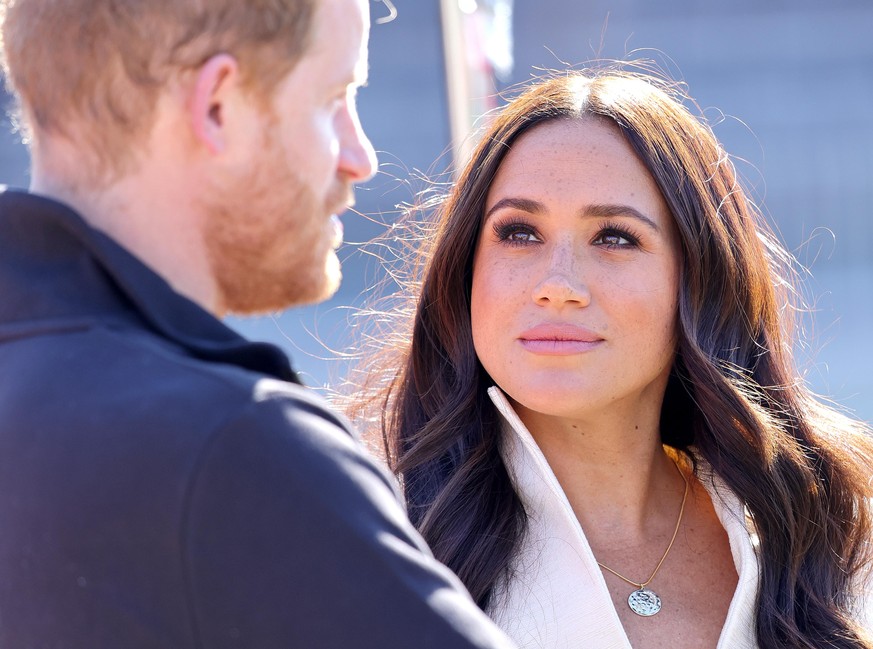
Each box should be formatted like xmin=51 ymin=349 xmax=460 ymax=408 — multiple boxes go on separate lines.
xmin=216 ymin=245 xmax=343 ymax=316
xmin=289 ymin=264 xmax=342 ymax=309
xmin=312 ymin=251 xmax=342 ymax=302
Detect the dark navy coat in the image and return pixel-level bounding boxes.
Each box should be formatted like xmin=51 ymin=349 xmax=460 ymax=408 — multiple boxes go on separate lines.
xmin=0 ymin=190 xmax=513 ymax=649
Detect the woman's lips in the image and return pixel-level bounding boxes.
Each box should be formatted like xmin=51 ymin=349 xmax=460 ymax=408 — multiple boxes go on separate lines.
xmin=518 ymin=324 xmax=604 ymax=355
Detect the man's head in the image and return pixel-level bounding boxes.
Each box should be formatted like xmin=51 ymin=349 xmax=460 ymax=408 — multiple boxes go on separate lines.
xmin=0 ymin=0 xmax=377 ymax=314
xmin=1 ymin=0 xmax=316 ymax=178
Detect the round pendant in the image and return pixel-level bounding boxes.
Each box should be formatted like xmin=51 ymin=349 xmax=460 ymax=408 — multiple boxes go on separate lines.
xmin=628 ymin=588 xmax=661 ymax=616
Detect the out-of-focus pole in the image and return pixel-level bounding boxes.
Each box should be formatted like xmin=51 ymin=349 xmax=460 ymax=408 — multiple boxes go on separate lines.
xmin=440 ymin=0 xmax=514 ymax=174
xmin=440 ymin=0 xmax=475 ymax=171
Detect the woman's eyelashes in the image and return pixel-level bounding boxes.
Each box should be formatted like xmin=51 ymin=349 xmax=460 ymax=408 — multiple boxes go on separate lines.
xmin=492 ymin=219 xmax=541 ymax=245
xmin=591 ymin=221 xmax=642 ymax=249
xmin=491 ymin=217 xmax=642 ymax=250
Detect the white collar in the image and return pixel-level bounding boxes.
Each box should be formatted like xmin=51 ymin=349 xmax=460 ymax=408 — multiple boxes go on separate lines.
xmin=485 ymin=386 xmax=761 ymax=649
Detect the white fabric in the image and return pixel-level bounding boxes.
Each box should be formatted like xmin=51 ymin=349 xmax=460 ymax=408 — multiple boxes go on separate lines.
xmin=486 ymin=387 xmax=873 ymax=645
xmin=486 ymin=387 xmax=762 ymax=648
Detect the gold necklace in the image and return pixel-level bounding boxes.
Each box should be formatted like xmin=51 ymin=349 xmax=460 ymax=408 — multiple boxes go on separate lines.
xmin=596 ymin=458 xmax=689 ymax=617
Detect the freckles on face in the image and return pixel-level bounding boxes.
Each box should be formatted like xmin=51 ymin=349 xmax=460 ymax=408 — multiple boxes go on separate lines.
xmin=470 ymin=117 xmax=682 ymax=419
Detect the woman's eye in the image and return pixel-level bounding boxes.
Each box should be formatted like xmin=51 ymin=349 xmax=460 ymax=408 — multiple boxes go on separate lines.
xmin=506 ymin=230 xmax=540 ymax=243
xmin=593 ymin=228 xmax=638 ymax=248
xmin=493 ymin=222 xmax=542 ymax=245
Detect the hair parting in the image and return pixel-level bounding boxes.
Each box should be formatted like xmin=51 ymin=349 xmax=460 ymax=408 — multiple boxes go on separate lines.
xmin=347 ymin=66 xmax=873 ymax=646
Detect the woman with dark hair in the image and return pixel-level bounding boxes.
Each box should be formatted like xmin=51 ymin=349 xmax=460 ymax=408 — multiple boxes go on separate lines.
xmin=353 ymin=70 xmax=873 ymax=647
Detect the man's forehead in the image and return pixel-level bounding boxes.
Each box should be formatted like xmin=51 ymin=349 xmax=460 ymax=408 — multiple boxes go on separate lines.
xmin=310 ymin=0 xmax=369 ymax=39
xmin=306 ymin=0 xmax=370 ymax=79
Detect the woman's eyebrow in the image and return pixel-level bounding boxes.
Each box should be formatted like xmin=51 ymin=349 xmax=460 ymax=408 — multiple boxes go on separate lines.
xmin=484 ymin=197 xmax=545 ymax=221
xmin=584 ymin=203 xmax=661 ymax=232
xmin=485 ymin=197 xmax=661 ymax=233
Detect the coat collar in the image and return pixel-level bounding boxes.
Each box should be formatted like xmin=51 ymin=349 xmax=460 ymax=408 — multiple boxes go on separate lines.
xmin=0 ymin=188 xmax=300 ymax=384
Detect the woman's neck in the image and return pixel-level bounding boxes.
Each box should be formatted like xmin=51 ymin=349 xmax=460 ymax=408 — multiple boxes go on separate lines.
xmin=512 ymin=398 xmax=686 ymax=543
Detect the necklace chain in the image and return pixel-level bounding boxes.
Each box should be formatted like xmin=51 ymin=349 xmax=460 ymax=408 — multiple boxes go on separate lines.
xmin=596 ymin=458 xmax=689 ymax=590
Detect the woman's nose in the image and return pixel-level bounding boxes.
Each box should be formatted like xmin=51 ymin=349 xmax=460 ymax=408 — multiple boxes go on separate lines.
xmin=531 ymin=248 xmax=591 ymax=307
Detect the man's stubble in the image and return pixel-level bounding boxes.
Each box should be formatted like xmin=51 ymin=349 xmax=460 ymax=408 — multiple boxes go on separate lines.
xmin=202 ymin=134 xmax=352 ymax=315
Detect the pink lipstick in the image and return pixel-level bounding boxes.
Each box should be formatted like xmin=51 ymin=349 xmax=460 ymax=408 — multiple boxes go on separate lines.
xmin=517 ymin=324 xmax=603 ymax=355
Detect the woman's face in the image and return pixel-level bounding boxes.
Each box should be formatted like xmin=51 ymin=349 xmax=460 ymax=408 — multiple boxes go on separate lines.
xmin=470 ymin=117 xmax=681 ymax=421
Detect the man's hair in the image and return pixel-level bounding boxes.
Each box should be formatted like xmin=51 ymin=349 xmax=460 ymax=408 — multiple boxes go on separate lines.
xmin=0 ymin=0 xmax=316 ymax=179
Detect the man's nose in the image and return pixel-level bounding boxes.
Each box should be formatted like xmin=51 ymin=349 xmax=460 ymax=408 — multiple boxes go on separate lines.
xmin=338 ymin=108 xmax=378 ymax=183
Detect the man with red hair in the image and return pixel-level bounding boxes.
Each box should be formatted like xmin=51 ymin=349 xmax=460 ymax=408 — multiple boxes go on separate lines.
xmin=0 ymin=1 xmax=514 ymax=647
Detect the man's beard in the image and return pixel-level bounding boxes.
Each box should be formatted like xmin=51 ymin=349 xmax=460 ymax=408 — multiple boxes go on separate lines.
xmin=201 ymin=140 xmax=351 ymax=316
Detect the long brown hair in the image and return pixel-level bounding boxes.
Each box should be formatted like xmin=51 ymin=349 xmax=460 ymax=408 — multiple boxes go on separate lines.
xmin=352 ymin=70 xmax=873 ymax=647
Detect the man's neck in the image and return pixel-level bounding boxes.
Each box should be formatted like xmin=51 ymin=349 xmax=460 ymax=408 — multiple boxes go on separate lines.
xmin=30 ymin=145 xmax=218 ymax=314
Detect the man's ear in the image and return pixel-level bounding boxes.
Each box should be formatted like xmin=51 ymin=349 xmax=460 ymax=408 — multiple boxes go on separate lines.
xmin=189 ymin=53 xmax=241 ymax=155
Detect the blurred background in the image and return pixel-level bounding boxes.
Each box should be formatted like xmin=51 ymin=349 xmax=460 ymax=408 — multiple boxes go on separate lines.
xmin=2 ymin=0 xmax=870 ymax=421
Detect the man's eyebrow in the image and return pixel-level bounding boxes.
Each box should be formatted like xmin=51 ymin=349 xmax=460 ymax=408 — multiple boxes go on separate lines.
xmin=484 ymin=197 xmax=661 ymax=233
xmin=584 ymin=203 xmax=661 ymax=232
